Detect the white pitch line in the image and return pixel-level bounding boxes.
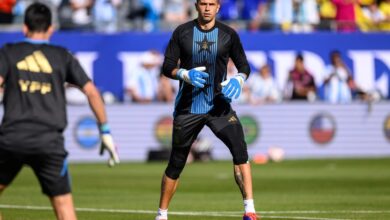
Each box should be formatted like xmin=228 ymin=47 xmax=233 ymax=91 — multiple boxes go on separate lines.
xmin=0 ymin=204 xmax=389 ymax=220
xmin=263 ymin=216 xmax=353 ymax=220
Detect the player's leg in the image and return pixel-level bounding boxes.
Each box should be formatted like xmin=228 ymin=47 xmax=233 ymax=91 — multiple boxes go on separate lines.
xmin=208 ymin=111 xmax=259 ymax=220
xmin=157 ymin=146 xmax=191 ymax=212
xmin=156 ymin=114 xmax=206 ymax=220
xmin=0 ymin=148 xmax=24 ymax=195
xmin=28 ymin=152 xmax=76 ymax=220
xmin=49 ymin=193 xmax=77 ymax=220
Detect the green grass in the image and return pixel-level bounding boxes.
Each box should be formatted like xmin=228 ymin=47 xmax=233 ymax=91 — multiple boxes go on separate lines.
xmin=1 ymin=158 xmax=390 ymax=220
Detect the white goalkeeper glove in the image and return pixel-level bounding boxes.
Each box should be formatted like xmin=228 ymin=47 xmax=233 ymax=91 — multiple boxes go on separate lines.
xmin=221 ymin=73 xmax=246 ymax=99
xmin=99 ymin=123 xmax=120 ymax=167
xmin=177 ymin=66 xmax=209 ymax=88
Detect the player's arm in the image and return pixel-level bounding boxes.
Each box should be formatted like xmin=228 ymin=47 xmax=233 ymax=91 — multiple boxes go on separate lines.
xmin=221 ymin=31 xmax=250 ymax=99
xmin=66 ymin=52 xmax=119 ymax=166
xmin=0 ymin=48 xmax=9 ymax=87
xmin=162 ymin=27 xmax=209 ymax=88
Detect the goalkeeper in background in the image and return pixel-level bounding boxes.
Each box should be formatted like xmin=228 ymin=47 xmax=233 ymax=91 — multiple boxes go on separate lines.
xmin=0 ymin=3 xmax=119 ymax=220
xmin=155 ymin=0 xmax=258 ymax=219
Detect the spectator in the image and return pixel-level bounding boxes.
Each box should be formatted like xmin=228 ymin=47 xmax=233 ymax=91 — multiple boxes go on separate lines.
xmin=162 ymin=0 xmax=190 ymax=30
xmin=245 ymin=0 xmax=272 ymax=31
xmin=157 ymin=74 xmax=177 ymax=103
xmin=361 ymin=2 xmax=385 ymax=31
xmin=285 ymin=54 xmax=316 ymax=101
xmin=248 ymin=64 xmax=281 ymax=105
xmin=218 ymin=0 xmax=239 ymax=20
xmin=291 ymin=0 xmax=320 ymax=32
xmin=93 ymin=0 xmax=122 ymax=33
xmin=318 ymin=0 xmax=337 ymax=30
xmin=140 ymin=0 xmax=163 ymax=31
xmin=323 ymin=50 xmax=356 ymax=103
xmin=273 ymin=0 xmax=294 ymax=31
xmin=332 ymin=0 xmax=358 ymax=32
xmin=124 ymin=50 xmax=161 ymax=103
xmin=0 ymin=0 xmax=16 ymax=24
xmin=379 ymin=0 xmax=390 ymax=31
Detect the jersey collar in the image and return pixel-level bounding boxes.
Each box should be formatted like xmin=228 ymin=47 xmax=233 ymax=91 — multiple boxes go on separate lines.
xmin=24 ymin=38 xmax=50 ymax=44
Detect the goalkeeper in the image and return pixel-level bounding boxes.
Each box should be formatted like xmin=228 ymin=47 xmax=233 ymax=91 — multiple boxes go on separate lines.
xmin=0 ymin=3 xmax=119 ymax=220
xmin=155 ymin=0 xmax=258 ymax=220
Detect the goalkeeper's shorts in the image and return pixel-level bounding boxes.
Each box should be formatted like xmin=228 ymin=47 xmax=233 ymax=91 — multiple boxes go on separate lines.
xmin=171 ymin=108 xmax=248 ymax=165
xmin=0 ymin=148 xmax=71 ymax=197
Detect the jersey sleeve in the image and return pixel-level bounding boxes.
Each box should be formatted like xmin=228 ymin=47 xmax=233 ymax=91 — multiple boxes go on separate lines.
xmin=229 ymin=31 xmax=250 ymax=78
xmin=162 ymin=27 xmax=181 ymax=79
xmin=65 ymin=51 xmax=91 ymax=88
xmin=0 ymin=48 xmax=9 ymax=79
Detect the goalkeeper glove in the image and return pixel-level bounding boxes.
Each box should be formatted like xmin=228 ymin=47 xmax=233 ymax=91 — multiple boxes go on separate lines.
xmin=99 ymin=123 xmax=120 ymax=167
xmin=177 ymin=66 xmax=209 ymax=88
xmin=221 ymin=73 xmax=246 ymax=99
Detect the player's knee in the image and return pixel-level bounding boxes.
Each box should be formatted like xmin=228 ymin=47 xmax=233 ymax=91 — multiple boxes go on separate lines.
xmin=233 ymin=152 xmax=248 ymax=165
xmin=165 ymin=146 xmax=191 ymax=179
xmin=165 ymin=159 xmax=186 ymax=180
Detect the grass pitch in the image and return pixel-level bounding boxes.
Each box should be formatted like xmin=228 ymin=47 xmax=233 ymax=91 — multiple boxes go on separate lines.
xmin=0 ymin=158 xmax=389 ymax=220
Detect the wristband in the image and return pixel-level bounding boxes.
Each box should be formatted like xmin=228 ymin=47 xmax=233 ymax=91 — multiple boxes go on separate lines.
xmin=100 ymin=123 xmax=111 ymax=134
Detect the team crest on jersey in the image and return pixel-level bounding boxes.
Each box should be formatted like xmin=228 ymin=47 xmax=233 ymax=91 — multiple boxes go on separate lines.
xmin=196 ymin=35 xmax=215 ymax=54
xmin=17 ymin=50 xmax=53 ymax=74
xmin=309 ymin=113 xmax=336 ymax=145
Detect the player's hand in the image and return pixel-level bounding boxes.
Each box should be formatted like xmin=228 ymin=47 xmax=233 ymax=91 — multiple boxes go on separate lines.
xmin=177 ymin=66 xmax=209 ymax=88
xmin=221 ymin=73 xmax=246 ymax=99
xmin=99 ymin=124 xmax=120 ymax=167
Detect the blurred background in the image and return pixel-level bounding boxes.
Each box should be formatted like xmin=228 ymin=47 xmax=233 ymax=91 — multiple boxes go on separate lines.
xmin=0 ymin=0 xmax=389 ymax=163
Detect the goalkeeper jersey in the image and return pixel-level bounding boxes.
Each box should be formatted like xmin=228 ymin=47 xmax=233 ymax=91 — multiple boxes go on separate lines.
xmin=162 ymin=19 xmax=250 ymax=116
xmin=0 ymin=40 xmax=90 ymax=153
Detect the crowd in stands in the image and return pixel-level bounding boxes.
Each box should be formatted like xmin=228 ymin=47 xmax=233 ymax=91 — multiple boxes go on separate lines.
xmin=116 ymin=50 xmax=384 ymax=106
xmin=0 ymin=0 xmax=389 ymax=32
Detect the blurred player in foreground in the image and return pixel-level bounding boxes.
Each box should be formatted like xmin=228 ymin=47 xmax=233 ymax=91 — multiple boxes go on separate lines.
xmin=156 ymin=0 xmax=259 ymax=219
xmin=0 ymin=3 xmax=119 ymax=220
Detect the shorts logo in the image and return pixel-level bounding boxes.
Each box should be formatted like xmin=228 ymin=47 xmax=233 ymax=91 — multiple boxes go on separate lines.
xmin=228 ymin=116 xmax=237 ymax=123
xmin=75 ymin=116 xmax=100 ymax=150
xmin=309 ymin=113 xmax=336 ymax=145
xmin=384 ymin=115 xmax=390 ymax=142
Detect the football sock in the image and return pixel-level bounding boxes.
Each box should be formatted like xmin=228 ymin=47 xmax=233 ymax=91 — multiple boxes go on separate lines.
xmin=244 ymin=199 xmax=256 ymax=213
xmin=157 ymin=208 xmax=168 ymax=219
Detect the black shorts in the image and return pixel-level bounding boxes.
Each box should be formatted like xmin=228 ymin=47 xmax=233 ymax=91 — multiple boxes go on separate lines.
xmin=172 ymin=107 xmax=248 ymax=164
xmin=0 ymin=148 xmax=71 ymax=197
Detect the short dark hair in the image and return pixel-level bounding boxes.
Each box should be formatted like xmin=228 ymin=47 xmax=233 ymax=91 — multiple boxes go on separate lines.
xmin=24 ymin=2 xmax=52 ymax=32
xmin=296 ymin=53 xmax=304 ymax=62
xmin=196 ymin=0 xmax=220 ymax=3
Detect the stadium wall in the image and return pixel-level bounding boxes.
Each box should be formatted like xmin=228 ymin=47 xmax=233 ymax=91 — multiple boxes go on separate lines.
xmin=2 ymin=103 xmax=388 ymax=162
xmin=0 ymin=32 xmax=389 ymax=101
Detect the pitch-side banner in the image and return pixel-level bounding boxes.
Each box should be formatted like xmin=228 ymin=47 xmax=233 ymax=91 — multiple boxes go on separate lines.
xmin=56 ymin=103 xmax=390 ymax=162
xmin=0 ymin=32 xmax=389 ymax=101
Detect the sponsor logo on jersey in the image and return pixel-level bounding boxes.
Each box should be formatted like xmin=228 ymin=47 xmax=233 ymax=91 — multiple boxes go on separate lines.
xmin=309 ymin=113 xmax=336 ymax=145
xmin=17 ymin=50 xmax=53 ymax=74
xmin=75 ymin=116 xmax=100 ymax=150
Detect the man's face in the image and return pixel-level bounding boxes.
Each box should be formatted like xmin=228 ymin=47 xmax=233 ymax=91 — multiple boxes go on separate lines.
xmin=196 ymin=0 xmax=220 ymax=23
